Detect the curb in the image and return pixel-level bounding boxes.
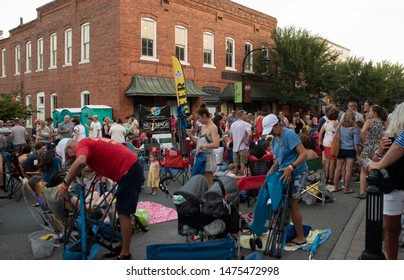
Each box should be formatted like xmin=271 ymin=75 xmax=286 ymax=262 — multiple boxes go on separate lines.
xmin=328 ymin=199 xmax=366 ymax=260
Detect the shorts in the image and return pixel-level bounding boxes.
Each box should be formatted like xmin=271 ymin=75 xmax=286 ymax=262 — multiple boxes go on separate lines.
xmin=233 ymin=149 xmax=249 ymax=167
xmin=291 ymin=174 xmax=304 ymax=200
xmin=383 ymin=190 xmax=404 ymax=216
xmin=116 ymin=160 xmax=144 ymax=215
xmin=324 ymin=146 xmax=336 ymax=160
xmin=337 ymin=149 xmax=356 ymax=159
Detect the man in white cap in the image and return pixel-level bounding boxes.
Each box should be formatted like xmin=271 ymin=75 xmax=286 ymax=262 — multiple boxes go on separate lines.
xmin=262 ymin=114 xmax=308 ymax=246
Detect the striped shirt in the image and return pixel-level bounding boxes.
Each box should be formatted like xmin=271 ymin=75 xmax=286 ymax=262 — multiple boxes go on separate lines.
xmin=396 ymin=131 xmax=404 ymax=148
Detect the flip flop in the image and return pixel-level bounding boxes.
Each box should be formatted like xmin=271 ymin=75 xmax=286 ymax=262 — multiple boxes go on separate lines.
xmin=344 ymin=190 xmax=355 ymax=194
xmin=331 ymin=188 xmax=342 ymax=193
xmin=286 ymin=240 xmax=307 ymax=246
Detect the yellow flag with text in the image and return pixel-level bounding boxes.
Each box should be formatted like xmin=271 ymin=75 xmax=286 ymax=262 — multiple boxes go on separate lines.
xmin=172 ymin=55 xmax=189 ymax=114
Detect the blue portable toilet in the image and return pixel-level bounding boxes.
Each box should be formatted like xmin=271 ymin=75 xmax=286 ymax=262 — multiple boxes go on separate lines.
xmin=52 ymin=109 xmax=63 ymax=127
xmin=81 ymin=105 xmax=113 ymax=137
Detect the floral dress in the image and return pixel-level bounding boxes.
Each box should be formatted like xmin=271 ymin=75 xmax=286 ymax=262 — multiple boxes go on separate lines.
xmin=323 ymin=120 xmax=338 ymax=147
xmin=358 ymin=119 xmax=385 ymax=164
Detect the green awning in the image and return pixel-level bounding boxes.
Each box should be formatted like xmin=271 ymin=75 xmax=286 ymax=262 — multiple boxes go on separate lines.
xmin=125 ymin=76 xmax=209 ymax=97
xmin=221 ymin=83 xmax=281 ymax=100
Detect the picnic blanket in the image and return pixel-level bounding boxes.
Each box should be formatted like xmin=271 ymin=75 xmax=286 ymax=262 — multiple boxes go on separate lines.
xmin=137 ymin=201 xmax=178 ymax=225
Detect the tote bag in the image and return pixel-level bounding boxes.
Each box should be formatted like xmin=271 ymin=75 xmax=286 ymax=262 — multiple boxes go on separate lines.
xmin=191 ymin=152 xmax=206 ymax=176
xmin=330 ymin=126 xmax=341 ymax=158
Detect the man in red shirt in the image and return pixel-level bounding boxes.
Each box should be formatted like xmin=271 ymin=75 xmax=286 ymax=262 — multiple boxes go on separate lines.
xmin=60 ymin=138 xmax=144 ymax=260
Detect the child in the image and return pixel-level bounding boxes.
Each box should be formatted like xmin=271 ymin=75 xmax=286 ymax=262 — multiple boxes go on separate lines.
xmin=226 ymin=163 xmax=246 ymax=180
xmin=147 ymin=151 xmax=160 ymax=195
xmin=299 ymin=134 xmax=318 ymax=159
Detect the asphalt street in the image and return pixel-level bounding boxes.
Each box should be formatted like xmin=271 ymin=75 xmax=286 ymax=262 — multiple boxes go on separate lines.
xmin=0 ymin=174 xmax=363 ymax=260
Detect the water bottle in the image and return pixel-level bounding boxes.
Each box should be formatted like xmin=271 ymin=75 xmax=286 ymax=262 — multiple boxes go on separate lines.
xmin=362 ymin=158 xmax=389 ymax=178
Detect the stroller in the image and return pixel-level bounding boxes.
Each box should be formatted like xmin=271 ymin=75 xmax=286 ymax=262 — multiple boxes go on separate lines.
xmin=173 ymin=175 xmax=240 ymax=240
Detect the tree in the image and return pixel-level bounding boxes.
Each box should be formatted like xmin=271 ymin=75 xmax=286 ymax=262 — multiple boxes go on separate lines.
xmin=262 ymin=26 xmax=341 ymax=106
xmin=0 ymin=91 xmax=32 ymax=121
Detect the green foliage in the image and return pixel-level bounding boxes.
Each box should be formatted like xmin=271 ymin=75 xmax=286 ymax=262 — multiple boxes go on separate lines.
xmin=0 ymin=91 xmax=32 ymax=120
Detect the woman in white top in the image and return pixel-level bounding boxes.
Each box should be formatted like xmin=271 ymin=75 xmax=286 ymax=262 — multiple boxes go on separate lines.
xmin=72 ymin=118 xmax=86 ymax=142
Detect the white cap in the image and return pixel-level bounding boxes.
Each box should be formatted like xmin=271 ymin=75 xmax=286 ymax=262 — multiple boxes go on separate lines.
xmin=262 ymin=114 xmax=279 ymax=135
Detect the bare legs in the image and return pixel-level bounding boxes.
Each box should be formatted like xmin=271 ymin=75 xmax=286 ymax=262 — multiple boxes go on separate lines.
xmin=384 ymin=215 xmax=401 ymax=260
xmin=288 ymin=199 xmax=306 ymax=244
xmin=118 ymin=214 xmax=132 ymax=256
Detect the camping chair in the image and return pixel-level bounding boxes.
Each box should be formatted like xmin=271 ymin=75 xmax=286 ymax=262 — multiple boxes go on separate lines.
xmin=238 ymin=175 xmax=266 ymax=207
xmin=159 ymin=137 xmax=175 ymax=151
xmin=246 ymin=153 xmax=273 ymax=176
xmin=300 ymin=157 xmax=326 ymax=208
xmin=4 ymin=152 xmax=26 ymax=202
xmin=160 ymin=149 xmax=189 ymax=186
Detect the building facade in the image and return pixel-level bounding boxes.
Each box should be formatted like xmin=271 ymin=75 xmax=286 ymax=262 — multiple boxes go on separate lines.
xmin=0 ymin=0 xmax=277 ymax=123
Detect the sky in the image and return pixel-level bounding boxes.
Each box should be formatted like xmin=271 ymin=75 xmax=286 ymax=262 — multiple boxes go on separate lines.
xmin=1 ymin=0 xmax=403 ymax=65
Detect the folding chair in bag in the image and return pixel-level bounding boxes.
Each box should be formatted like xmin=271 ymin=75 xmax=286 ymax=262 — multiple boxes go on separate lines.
xmin=300 ymin=158 xmax=326 ymax=208
xmin=160 ymin=149 xmax=189 ymax=186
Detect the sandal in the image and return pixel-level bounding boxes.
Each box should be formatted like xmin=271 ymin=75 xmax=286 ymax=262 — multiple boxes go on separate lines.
xmin=343 ymin=189 xmax=355 ymax=194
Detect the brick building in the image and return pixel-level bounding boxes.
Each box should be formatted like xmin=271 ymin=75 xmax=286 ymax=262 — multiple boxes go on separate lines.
xmin=0 ymin=0 xmax=277 ymax=124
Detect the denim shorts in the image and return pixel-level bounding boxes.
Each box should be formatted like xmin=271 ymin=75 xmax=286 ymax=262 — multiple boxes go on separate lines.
xmin=116 ymin=160 xmax=145 ymax=215
xmin=337 ymin=149 xmax=356 ymax=159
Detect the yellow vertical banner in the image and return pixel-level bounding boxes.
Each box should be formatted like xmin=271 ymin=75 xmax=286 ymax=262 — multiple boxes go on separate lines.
xmin=234 ymin=81 xmax=242 ymax=103
xmin=172 ymin=55 xmax=189 ymax=114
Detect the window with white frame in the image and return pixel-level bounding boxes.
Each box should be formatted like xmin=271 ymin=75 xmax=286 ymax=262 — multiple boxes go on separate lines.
xmin=141 ymin=18 xmax=157 ymax=60
xmin=50 ymin=33 xmax=57 ymax=68
xmin=175 ymin=26 xmax=188 ymax=63
xmin=65 ymin=29 xmax=72 ymax=66
xmin=81 ymin=91 xmax=90 ymax=107
xmin=81 ymin=23 xmax=90 ymax=63
xmin=225 ymin=37 xmax=235 ymax=70
xmin=50 ymin=93 xmax=57 ymax=114
xmin=203 ymin=32 xmax=214 ymax=67
xmin=26 ymin=95 xmax=32 ymax=127
xmin=15 ymin=45 xmax=21 ymax=75
xmin=37 ymin=92 xmax=45 ymax=121
xmin=244 ymin=42 xmax=253 ymax=72
xmin=26 ymin=41 xmax=32 ymax=73
xmin=37 ymin=38 xmax=44 ymax=71
xmin=1 ymin=48 xmax=6 ymax=77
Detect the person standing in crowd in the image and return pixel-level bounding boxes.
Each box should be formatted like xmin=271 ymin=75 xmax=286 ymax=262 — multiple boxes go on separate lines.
xmin=188 ymin=103 xmax=220 ymax=187
xmin=36 ymin=120 xmax=52 ymax=150
xmin=92 ymin=115 xmax=102 ymax=139
xmin=11 ymin=118 xmax=28 ymax=152
xmin=263 ymin=114 xmax=308 ymax=246
xmin=109 ymin=119 xmax=126 ymax=143
xmin=362 ymin=100 xmax=374 ymax=121
xmin=72 ymin=118 xmax=86 ymax=142
xmin=278 ymin=111 xmax=289 ymax=128
xmin=57 ymin=137 xmax=144 ymax=260
xmin=212 ymin=113 xmax=225 ymax=172
xmin=292 ymin=112 xmax=305 ymax=134
xmin=319 ymin=108 xmax=340 ymax=185
xmin=254 ymin=111 xmax=264 ymax=138
xmin=230 ymin=110 xmax=252 ymax=176
xmin=102 ymin=117 xmax=111 ymax=139
xmin=355 ymin=105 xmax=388 ymax=199
xmin=58 ymin=115 xmax=74 ymax=139
xmin=147 ymin=150 xmax=160 ymax=195
xmin=368 ymin=102 xmax=404 ymax=260
xmin=333 ymin=109 xmax=361 ymax=194
xmin=317 ymin=104 xmax=336 ymax=133
xmin=84 ymin=116 xmax=94 ymax=138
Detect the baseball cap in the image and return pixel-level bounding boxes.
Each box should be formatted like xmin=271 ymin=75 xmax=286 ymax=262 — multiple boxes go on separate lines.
xmin=262 ymin=114 xmax=279 ymax=135
xmin=28 ymin=175 xmax=43 ymax=189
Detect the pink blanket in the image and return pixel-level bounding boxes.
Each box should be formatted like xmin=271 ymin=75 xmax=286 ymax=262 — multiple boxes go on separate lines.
xmin=137 ymin=201 xmax=178 ymax=225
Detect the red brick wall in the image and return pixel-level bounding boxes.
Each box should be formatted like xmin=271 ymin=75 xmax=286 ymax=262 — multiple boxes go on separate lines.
xmin=0 ymin=0 xmax=276 ymax=120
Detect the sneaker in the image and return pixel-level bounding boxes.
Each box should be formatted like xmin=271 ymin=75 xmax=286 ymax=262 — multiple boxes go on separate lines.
xmin=102 ymin=245 xmax=122 ymax=260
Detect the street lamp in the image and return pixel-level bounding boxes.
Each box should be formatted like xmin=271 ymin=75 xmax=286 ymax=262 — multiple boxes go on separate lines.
xmin=241 ymin=47 xmax=270 ymax=104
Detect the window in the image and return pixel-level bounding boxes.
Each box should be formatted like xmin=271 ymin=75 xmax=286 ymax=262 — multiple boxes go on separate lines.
xmin=225 ymin=37 xmax=235 ymax=70
xmin=141 ymin=18 xmax=157 ymax=60
xmin=203 ymin=32 xmax=214 ymax=67
xmin=81 ymin=91 xmax=90 ymax=107
xmin=175 ymin=26 xmax=188 ymax=64
xmin=64 ymin=29 xmax=72 ymax=66
xmin=50 ymin=33 xmax=57 ymax=68
xmin=36 ymin=92 xmax=45 ymax=121
xmin=26 ymin=41 xmax=32 ymax=73
xmin=26 ymin=95 xmax=32 ymax=127
xmin=50 ymin=93 xmax=57 ymax=114
xmin=81 ymin=23 xmax=90 ymax=63
xmin=1 ymin=48 xmax=5 ymax=77
xmin=37 ymin=38 xmax=44 ymax=71
xmin=244 ymin=42 xmax=253 ymax=72
xmin=15 ymin=45 xmax=21 ymax=75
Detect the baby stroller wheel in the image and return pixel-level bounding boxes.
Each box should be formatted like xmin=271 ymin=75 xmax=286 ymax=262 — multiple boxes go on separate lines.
xmin=255 ymin=236 xmax=263 ymax=249
xmin=249 ymin=238 xmax=256 ymax=251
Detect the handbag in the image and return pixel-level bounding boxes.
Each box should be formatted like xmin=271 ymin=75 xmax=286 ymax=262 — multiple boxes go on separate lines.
xmin=330 ymin=126 xmax=341 ymax=158
xmin=191 ymin=152 xmax=206 ymax=176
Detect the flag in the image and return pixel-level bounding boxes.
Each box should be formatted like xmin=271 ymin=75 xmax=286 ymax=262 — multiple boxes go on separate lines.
xmin=172 ymin=55 xmax=189 ymax=114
